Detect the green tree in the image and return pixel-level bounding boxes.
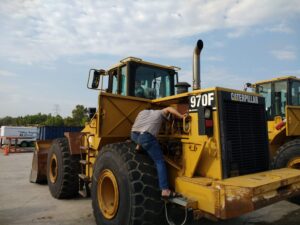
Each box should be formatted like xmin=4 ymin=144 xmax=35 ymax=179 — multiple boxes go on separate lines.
xmin=0 ymin=116 xmax=15 ymax=126
xmin=63 ymin=116 xmax=76 ymax=126
xmin=43 ymin=115 xmax=64 ymax=126
xmin=0 ymin=105 xmax=89 ymax=127
xmin=71 ymin=105 xmax=88 ymax=126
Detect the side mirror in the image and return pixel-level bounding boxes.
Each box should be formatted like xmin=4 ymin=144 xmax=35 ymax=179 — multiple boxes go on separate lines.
xmin=92 ymin=70 xmax=101 ymax=89
xmin=87 ymin=69 xmax=106 ymax=90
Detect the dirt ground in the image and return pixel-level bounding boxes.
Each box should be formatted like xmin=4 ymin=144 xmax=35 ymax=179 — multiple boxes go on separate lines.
xmin=0 ymin=151 xmax=300 ymax=225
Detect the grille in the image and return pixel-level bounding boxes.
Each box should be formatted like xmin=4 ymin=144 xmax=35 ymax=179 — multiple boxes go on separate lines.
xmin=220 ymin=99 xmax=269 ymax=178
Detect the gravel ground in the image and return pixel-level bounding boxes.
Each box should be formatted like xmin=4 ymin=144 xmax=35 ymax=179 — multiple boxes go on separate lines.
xmin=0 ymin=151 xmax=299 ymax=225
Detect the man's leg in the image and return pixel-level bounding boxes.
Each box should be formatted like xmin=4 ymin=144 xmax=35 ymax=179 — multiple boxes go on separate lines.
xmin=131 ymin=132 xmax=141 ymax=151
xmin=130 ymin=132 xmax=139 ymax=143
xmin=138 ymin=133 xmax=169 ymax=191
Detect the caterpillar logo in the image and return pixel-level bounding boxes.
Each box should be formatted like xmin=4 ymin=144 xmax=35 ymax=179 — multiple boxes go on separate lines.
xmin=231 ymin=93 xmax=258 ymax=104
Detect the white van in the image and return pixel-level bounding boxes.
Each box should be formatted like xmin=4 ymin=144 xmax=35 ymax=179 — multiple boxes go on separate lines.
xmin=0 ymin=126 xmax=38 ymax=147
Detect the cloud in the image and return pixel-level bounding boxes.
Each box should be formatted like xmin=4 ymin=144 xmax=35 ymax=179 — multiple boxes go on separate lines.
xmin=227 ymin=28 xmax=247 ymax=38
xmin=0 ymin=0 xmax=299 ymax=64
xmin=0 ymin=69 xmax=17 ymax=77
xmin=267 ymin=22 xmax=294 ymax=33
xmin=271 ymin=49 xmax=297 ymax=60
xmin=225 ymin=0 xmax=300 ymax=28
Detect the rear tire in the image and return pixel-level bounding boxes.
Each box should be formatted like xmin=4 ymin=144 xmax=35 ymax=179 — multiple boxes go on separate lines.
xmin=47 ymin=138 xmax=80 ymax=199
xmin=273 ymin=139 xmax=300 ymax=204
xmin=20 ymin=141 xmax=28 ymax=147
xmin=91 ymin=142 xmax=165 ymax=225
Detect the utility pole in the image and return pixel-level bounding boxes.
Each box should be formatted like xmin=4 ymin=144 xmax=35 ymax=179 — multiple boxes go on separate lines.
xmin=53 ymin=104 xmax=60 ymax=116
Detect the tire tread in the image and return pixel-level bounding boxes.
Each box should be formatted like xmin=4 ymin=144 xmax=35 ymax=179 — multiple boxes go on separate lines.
xmin=92 ymin=142 xmax=165 ymax=225
xmin=47 ymin=138 xmax=80 ymax=199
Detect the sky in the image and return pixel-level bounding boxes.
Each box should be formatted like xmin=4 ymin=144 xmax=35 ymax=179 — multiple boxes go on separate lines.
xmin=0 ymin=0 xmax=299 ymax=117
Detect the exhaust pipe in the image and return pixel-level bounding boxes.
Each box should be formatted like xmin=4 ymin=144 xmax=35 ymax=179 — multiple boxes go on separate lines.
xmin=193 ymin=40 xmax=204 ymax=90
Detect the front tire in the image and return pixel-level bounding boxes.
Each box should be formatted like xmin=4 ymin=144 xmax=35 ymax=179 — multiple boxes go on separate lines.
xmin=47 ymin=138 xmax=80 ymax=199
xmin=91 ymin=142 xmax=165 ymax=225
xmin=273 ymin=139 xmax=300 ymax=204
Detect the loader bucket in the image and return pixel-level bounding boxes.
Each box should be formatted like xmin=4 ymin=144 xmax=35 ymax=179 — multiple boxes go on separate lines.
xmin=29 ymin=140 xmax=52 ymax=183
xmin=176 ymin=168 xmax=300 ymax=219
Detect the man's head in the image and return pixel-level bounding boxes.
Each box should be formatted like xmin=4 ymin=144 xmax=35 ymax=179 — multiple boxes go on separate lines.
xmin=135 ymin=80 xmax=141 ymax=88
xmin=135 ymin=80 xmax=144 ymax=97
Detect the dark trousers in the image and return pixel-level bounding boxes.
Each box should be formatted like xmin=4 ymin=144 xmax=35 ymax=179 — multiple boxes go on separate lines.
xmin=131 ymin=132 xmax=168 ymax=190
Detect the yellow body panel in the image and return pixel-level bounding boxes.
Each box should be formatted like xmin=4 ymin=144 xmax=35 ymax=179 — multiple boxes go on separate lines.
xmin=179 ymin=110 xmax=222 ymax=180
xmin=176 ymin=176 xmax=218 ymax=215
xmin=82 ymin=92 xmax=151 ymax=151
xmin=286 ymin=106 xmax=300 ymax=136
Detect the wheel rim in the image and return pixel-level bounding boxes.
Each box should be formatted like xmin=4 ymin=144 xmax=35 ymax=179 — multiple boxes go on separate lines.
xmin=97 ymin=169 xmax=119 ymax=219
xmin=287 ymin=157 xmax=300 ymax=169
xmin=49 ymin=154 xmax=58 ymax=183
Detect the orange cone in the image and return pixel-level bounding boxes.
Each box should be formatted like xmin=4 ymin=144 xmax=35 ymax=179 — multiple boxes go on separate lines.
xmin=3 ymin=146 xmax=9 ymax=156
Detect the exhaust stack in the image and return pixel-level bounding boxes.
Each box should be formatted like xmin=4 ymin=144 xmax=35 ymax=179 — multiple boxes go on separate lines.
xmin=193 ymin=40 xmax=204 ymax=90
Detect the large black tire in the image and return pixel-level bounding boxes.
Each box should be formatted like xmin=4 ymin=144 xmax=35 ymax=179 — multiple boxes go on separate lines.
xmin=47 ymin=138 xmax=80 ymax=199
xmin=91 ymin=142 xmax=165 ymax=225
xmin=20 ymin=141 xmax=28 ymax=147
xmin=272 ymin=139 xmax=300 ymax=204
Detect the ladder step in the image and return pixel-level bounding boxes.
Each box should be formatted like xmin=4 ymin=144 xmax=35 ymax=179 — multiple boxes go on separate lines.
xmin=78 ymin=173 xmax=89 ymax=182
xmin=165 ymin=196 xmax=197 ymax=209
xmin=79 ymin=160 xmax=91 ymax=165
xmin=80 ymin=146 xmax=88 ymax=150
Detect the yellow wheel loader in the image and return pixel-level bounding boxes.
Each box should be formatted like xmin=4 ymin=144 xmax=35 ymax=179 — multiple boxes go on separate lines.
xmin=31 ymin=40 xmax=300 ymax=225
xmin=247 ymin=76 xmax=300 ymax=204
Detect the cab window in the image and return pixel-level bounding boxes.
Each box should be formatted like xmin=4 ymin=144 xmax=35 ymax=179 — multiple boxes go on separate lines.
xmin=274 ymin=81 xmax=287 ymax=117
xmin=112 ymin=73 xmax=118 ymax=94
xmin=257 ymin=83 xmax=272 ymax=119
xmin=291 ymin=81 xmax=300 ymax=106
xmin=121 ymin=66 xmax=127 ymax=96
xmin=110 ymin=66 xmax=127 ymax=95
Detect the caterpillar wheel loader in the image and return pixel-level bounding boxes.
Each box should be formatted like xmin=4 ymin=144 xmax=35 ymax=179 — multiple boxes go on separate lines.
xmin=31 ymin=40 xmax=300 ymax=225
xmin=246 ymin=76 xmax=300 ymax=204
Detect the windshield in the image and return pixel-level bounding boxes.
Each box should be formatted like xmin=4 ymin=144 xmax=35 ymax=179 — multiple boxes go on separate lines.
xmin=132 ymin=64 xmax=174 ymax=99
xmin=257 ymin=81 xmax=288 ymax=119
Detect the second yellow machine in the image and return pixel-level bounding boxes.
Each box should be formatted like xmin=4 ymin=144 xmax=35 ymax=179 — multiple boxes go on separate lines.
xmin=249 ymin=76 xmax=300 ymax=170
xmin=35 ymin=40 xmax=300 ymax=225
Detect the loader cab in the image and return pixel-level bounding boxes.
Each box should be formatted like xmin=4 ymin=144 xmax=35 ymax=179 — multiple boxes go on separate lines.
xmin=89 ymin=57 xmax=178 ymax=100
xmin=254 ymin=76 xmax=300 ymax=120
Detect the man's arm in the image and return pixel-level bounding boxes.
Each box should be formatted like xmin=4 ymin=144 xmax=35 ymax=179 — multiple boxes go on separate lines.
xmin=162 ymin=107 xmax=185 ymax=119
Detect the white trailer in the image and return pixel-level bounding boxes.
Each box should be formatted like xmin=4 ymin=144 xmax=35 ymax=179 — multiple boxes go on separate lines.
xmin=0 ymin=126 xmax=38 ymax=147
